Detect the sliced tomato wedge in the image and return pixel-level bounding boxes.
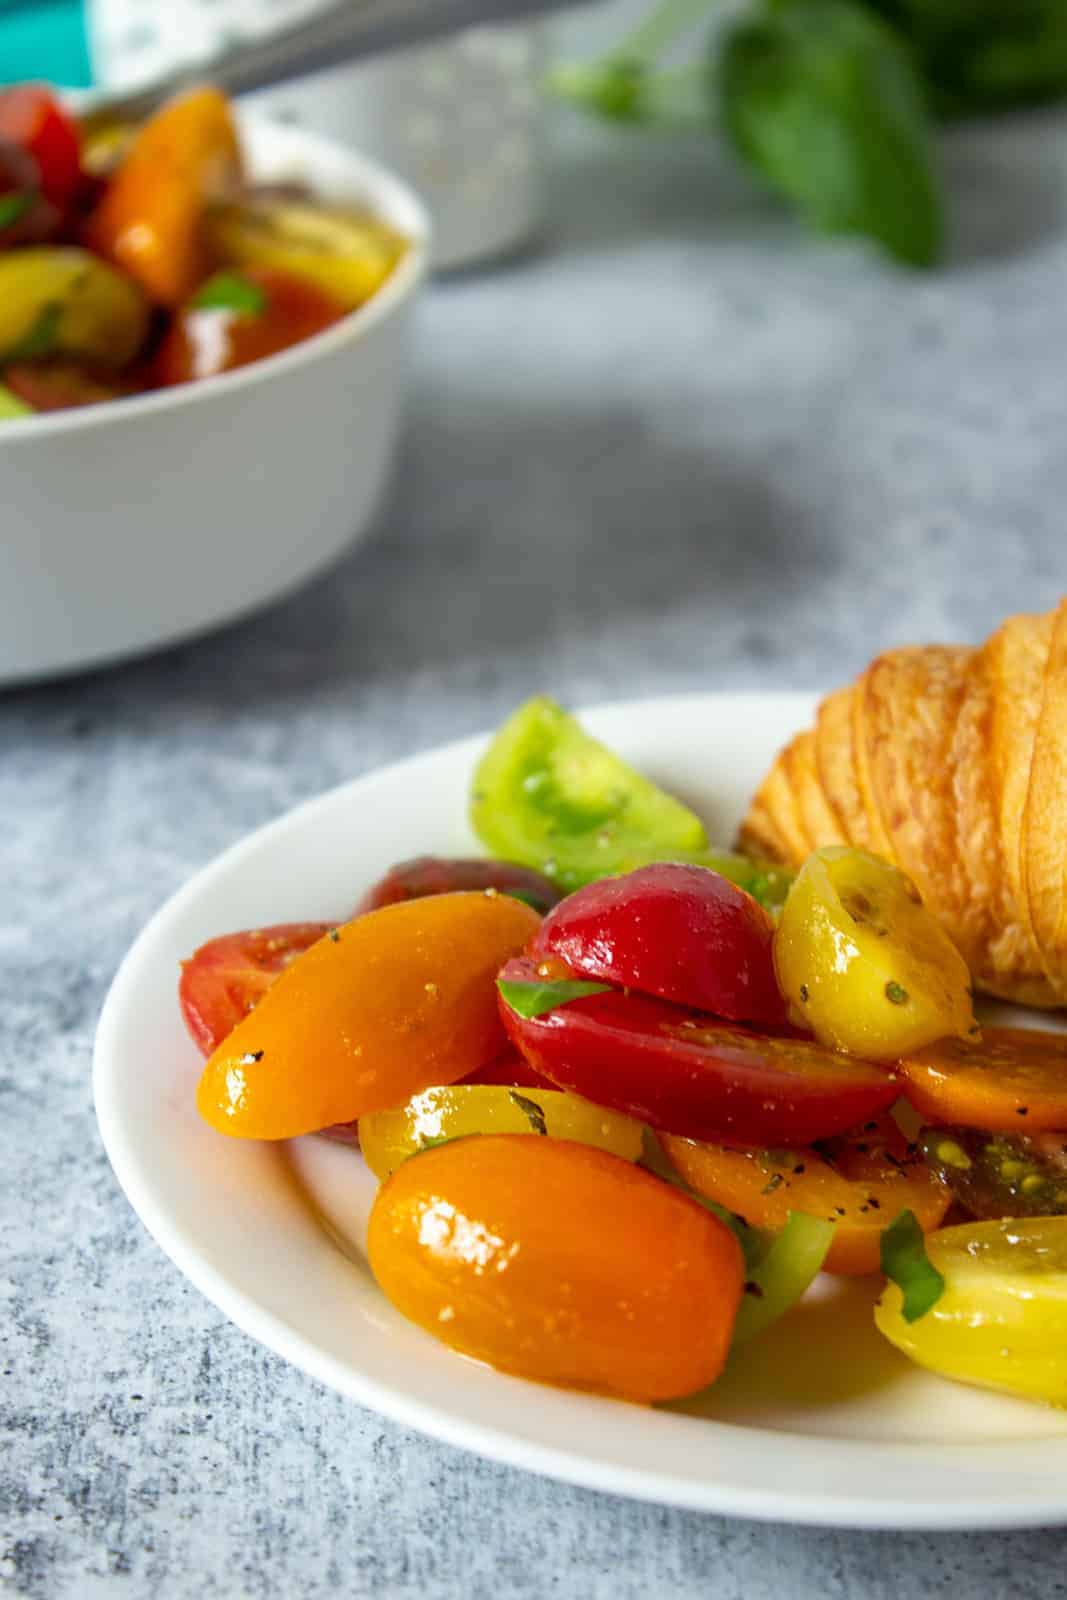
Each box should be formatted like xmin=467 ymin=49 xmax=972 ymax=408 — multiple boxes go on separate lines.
xmin=356 ymin=856 xmax=561 ymax=915
xmin=900 ymin=1026 xmax=1067 ymax=1132
xmin=0 ymin=86 xmax=81 ymax=210
xmin=528 ymin=862 xmax=787 ymax=1027
xmin=661 ymin=1114 xmax=950 ymax=1276
xmin=497 ymin=955 xmax=898 ymax=1146
xmin=179 ymin=922 xmax=331 ymax=1056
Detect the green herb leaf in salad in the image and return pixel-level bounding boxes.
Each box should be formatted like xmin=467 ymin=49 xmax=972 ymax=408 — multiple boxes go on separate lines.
xmin=508 ymin=1089 xmax=549 ymax=1134
xmin=0 ymin=190 xmax=34 ymax=230
xmin=3 ymin=299 xmax=62 ymax=362
xmin=497 ymin=975 xmax=614 ymax=1020
xmin=880 ymin=1206 xmax=946 ymax=1321
xmin=191 ymin=271 xmax=267 ymax=316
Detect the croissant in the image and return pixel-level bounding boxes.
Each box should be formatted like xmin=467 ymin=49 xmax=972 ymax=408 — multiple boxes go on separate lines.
xmin=739 ymin=599 xmax=1067 ymax=1008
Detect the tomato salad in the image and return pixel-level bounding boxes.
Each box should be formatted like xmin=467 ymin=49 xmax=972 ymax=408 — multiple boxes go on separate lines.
xmin=180 ymin=698 xmax=1067 ymax=1407
xmin=0 ymin=84 xmax=406 ymax=417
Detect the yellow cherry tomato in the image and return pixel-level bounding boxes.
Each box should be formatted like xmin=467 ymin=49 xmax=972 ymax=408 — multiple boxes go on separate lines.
xmin=875 ymin=1216 xmax=1067 ymax=1405
xmin=206 ymin=197 xmax=407 ymax=310
xmin=358 ymin=1083 xmax=645 ymax=1181
xmin=774 ymin=847 xmax=975 ymax=1059
xmin=0 ymin=248 xmax=148 ymax=367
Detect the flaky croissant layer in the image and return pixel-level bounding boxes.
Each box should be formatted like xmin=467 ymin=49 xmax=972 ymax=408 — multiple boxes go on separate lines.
xmin=740 ymin=600 xmax=1067 ymax=1008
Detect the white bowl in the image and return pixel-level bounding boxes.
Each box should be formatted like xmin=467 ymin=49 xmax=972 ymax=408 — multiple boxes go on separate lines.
xmin=0 ymin=115 xmax=429 ymax=685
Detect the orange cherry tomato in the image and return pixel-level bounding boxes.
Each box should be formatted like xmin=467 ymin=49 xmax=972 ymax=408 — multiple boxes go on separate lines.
xmin=154 ymin=266 xmax=345 ymax=384
xmin=899 ymin=1026 xmax=1067 ymax=1133
xmin=367 ymin=1135 xmax=744 ymax=1402
xmin=661 ymin=1115 xmax=950 ymax=1276
xmin=85 ymin=86 xmax=240 ymax=305
xmin=196 ymin=891 xmax=540 ymax=1139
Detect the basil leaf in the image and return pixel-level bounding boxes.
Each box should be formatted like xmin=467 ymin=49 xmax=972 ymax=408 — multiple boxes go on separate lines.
xmin=720 ymin=0 xmax=943 ymax=267
xmin=508 ymin=1089 xmax=548 ymax=1135
xmin=497 ymin=976 xmax=613 ymax=1019
xmin=4 ymin=301 xmax=62 ymax=362
xmin=191 ymin=272 xmax=266 ymax=316
xmin=869 ymin=0 xmax=1067 ymax=115
xmin=880 ymin=1207 xmax=945 ymax=1321
xmin=0 ymin=191 xmax=34 ymax=230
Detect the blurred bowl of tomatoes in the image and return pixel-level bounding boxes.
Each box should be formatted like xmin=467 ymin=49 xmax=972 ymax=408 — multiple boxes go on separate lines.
xmin=0 ymin=84 xmax=428 ymax=684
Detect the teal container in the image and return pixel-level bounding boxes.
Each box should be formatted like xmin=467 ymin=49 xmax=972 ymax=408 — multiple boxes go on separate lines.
xmin=0 ymin=0 xmax=93 ymax=87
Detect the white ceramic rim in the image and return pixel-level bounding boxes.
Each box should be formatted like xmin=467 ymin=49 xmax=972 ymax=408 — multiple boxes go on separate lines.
xmin=0 ymin=112 xmax=429 ymax=441
xmin=93 ymin=694 xmax=1067 ymax=1529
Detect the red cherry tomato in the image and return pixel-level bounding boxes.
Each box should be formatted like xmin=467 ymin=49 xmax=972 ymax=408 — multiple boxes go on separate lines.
xmin=0 ymin=138 xmax=59 ymax=244
xmin=0 ymin=86 xmax=81 ymax=209
xmin=179 ymin=922 xmax=332 ymax=1055
xmin=154 ymin=267 xmax=346 ymax=385
xmin=3 ymin=362 xmax=128 ymax=412
xmin=498 ymin=955 xmax=899 ymax=1146
xmin=457 ymin=1051 xmax=553 ymax=1090
xmin=529 ymin=863 xmax=787 ymax=1027
xmin=357 ymin=856 xmax=562 ymax=916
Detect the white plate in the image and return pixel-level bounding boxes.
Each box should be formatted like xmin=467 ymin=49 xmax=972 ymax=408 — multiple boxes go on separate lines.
xmin=94 ymin=693 xmax=1067 ymax=1529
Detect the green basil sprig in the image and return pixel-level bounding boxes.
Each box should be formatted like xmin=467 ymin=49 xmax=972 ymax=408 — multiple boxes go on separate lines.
xmin=880 ymin=1207 xmax=945 ymax=1321
xmin=720 ymin=1 xmax=942 ymax=268
xmin=497 ymin=976 xmax=613 ymax=1019
xmin=191 ymin=272 xmax=266 ymax=316
xmin=551 ymin=0 xmax=1067 ymax=266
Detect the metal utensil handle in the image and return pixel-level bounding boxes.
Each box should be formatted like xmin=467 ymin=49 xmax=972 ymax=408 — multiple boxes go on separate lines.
xmin=90 ymin=0 xmax=576 ymax=124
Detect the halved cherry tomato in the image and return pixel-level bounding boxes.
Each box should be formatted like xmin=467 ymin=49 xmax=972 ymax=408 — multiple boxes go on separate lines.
xmin=0 ymin=86 xmax=81 ymax=210
xmin=179 ymin=922 xmax=331 ymax=1055
xmin=774 ymin=848 xmax=975 ymax=1060
xmin=85 ymin=86 xmax=241 ymax=305
xmin=367 ymin=1135 xmax=743 ymax=1401
xmin=198 ymin=892 xmax=539 ymax=1139
xmin=3 ymin=361 xmax=127 ymax=413
xmin=154 ymin=267 xmax=345 ymax=385
xmin=359 ymin=1084 xmax=645 ymax=1180
xmin=498 ymin=955 xmax=899 ymax=1146
xmin=875 ymin=1216 xmax=1067 ymax=1406
xmin=900 ymin=1026 xmax=1067 ymax=1132
xmin=528 ymin=863 xmax=787 ymax=1027
xmin=920 ymin=1125 xmax=1067 ymax=1220
xmin=459 ymin=1052 xmax=552 ymax=1090
xmin=357 ymin=856 xmax=562 ymax=916
xmin=0 ymin=139 xmax=58 ymax=245
xmin=661 ymin=1114 xmax=950 ymax=1276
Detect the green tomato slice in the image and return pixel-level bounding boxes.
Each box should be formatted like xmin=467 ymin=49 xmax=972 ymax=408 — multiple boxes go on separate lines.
xmin=473 ymin=695 xmax=771 ymax=898
xmin=732 ymin=1212 xmax=836 ymax=1343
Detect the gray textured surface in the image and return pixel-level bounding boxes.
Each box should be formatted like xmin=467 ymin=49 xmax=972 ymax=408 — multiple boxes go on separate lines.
xmin=6 ymin=23 xmax=1067 ymax=1596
